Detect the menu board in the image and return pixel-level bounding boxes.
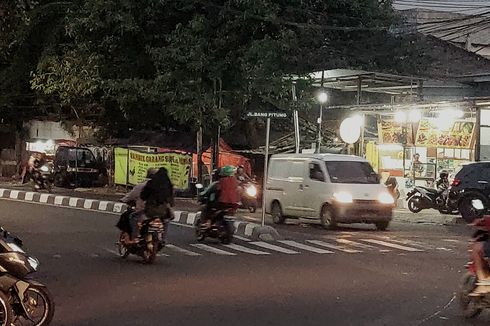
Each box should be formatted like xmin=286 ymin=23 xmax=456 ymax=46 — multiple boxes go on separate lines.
xmin=415 ymin=119 xmax=475 ymax=149
xmin=378 ymin=119 xmax=415 ymax=144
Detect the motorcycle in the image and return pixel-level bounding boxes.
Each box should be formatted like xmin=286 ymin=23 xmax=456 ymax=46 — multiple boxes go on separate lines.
xmin=30 ymin=163 xmax=54 ymax=193
xmin=195 ymin=184 xmax=235 ymax=244
xmin=459 ymin=199 xmax=490 ymax=319
xmin=0 ymin=227 xmax=54 ymax=325
xmin=406 ymin=185 xmax=458 ymax=214
xmin=116 ymin=207 xmax=166 ymax=264
xmin=239 ymin=181 xmax=258 ymax=213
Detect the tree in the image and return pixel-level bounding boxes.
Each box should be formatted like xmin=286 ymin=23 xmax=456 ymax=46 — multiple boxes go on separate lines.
xmin=13 ymin=0 xmax=426 ymax=144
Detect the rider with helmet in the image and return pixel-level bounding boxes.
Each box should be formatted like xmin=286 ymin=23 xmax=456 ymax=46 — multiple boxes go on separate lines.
xmin=200 ymin=165 xmax=240 ymax=228
xmin=436 ymin=170 xmax=449 ymax=193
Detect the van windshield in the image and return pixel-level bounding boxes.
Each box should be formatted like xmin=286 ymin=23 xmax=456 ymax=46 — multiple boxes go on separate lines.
xmin=325 ymin=161 xmax=379 ymax=184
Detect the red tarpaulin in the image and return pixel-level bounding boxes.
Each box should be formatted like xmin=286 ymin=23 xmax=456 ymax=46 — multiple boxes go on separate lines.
xmin=192 ymin=139 xmax=251 ymax=177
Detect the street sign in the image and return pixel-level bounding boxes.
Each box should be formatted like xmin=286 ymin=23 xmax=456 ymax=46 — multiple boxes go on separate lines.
xmin=246 ymin=112 xmax=289 ymax=119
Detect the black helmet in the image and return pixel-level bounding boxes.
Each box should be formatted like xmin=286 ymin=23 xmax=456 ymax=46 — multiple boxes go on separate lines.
xmin=439 ymin=171 xmax=448 ymax=179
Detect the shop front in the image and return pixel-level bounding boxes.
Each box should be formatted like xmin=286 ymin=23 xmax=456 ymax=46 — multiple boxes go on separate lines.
xmin=366 ymin=106 xmax=477 ymax=194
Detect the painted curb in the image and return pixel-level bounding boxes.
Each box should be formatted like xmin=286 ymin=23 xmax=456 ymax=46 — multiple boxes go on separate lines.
xmin=0 ymin=188 xmax=281 ymax=240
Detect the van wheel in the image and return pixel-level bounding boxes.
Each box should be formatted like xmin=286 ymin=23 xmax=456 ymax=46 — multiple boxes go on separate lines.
xmin=271 ymin=202 xmax=285 ymax=224
xmin=320 ymin=205 xmax=337 ymax=230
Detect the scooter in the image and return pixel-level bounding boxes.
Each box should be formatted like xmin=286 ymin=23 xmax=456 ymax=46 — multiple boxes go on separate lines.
xmin=195 ymin=184 xmax=235 ymax=244
xmin=406 ymin=185 xmax=458 ymax=214
xmin=239 ymin=181 xmax=258 ymax=213
xmin=0 ymin=227 xmax=55 ymax=325
xmin=30 ymin=163 xmax=54 ymax=193
xmin=459 ymin=199 xmax=490 ymax=319
xmin=116 ymin=207 xmax=166 ymax=264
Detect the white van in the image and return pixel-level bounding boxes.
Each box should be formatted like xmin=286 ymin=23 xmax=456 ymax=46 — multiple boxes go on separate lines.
xmin=264 ymin=154 xmax=394 ymax=230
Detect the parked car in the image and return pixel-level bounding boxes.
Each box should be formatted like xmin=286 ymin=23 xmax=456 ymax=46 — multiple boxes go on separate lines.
xmin=448 ymin=161 xmax=490 ymax=220
xmin=264 ymin=154 xmax=394 ymax=230
xmin=53 ymin=146 xmax=101 ymax=187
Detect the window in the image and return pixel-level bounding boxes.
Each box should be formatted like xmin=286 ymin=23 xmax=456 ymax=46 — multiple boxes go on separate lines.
xmin=288 ymin=161 xmax=304 ymax=178
xmin=309 ymin=163 xmax=325 ymax=182
xmin=325 ymin=161 xmax=379 ymax=184
xmin=269 ymin=160 xmax=289 ymax=179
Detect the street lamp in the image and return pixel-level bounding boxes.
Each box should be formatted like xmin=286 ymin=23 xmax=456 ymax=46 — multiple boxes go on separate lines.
xmin=317 ymin=91 xmax=328 ymax=153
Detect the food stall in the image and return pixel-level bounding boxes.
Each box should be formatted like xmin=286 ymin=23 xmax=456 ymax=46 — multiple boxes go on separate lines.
xmin=366 ymin=108 xmax=477 ymax=191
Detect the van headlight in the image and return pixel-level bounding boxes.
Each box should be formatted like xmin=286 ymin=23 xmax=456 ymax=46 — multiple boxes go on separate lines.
xmin=333 ymin=192 xmax=353 ymax=204
xmin=378 ymin=192 xmax=395 ymax=205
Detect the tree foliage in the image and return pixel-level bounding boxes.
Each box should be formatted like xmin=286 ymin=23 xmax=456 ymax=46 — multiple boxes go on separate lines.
xmin=1 ymin=0 xmax=425 ymax=142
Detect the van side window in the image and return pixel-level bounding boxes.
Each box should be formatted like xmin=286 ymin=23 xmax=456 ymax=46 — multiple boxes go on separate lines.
xmin=269 ymin=160 xmax=289 ymax=179
xmin=309 ymin=163 xmax=325 ymax=182
xmin=288 ymin=161 xmax=304 ymax=178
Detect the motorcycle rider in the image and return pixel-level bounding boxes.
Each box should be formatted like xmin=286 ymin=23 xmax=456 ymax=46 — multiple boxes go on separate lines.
xmin=140 ymin=167 xmax=174 ymax=242
xmin=470 ymin=215 xmax=490 ymax=296
xmin=120 ymin=168 xmax=158 ymax=243
xmin=436 ymin=171 xmax=449 ymax=193
xmin=200 ymin=165 xmax=240 ymax=228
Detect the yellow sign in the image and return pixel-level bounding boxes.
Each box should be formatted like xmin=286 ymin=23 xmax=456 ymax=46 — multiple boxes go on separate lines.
xmin=415 ymin=119 xmax=475 ymax=149
xmin=114 ymin=148 xmax=192 ymax=190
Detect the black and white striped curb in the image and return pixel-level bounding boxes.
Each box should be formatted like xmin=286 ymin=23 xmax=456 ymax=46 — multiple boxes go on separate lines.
xmin=0 ymin=188 xmax=280 ymax=240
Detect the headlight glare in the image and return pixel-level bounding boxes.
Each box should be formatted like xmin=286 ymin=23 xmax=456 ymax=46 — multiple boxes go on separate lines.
xmin=378 ymin=192 xmax=395 ymax=205
xmin=246 ymin=185 xmax=257 ymax=197
xmin=333 ymin=192 xmax=353 ymax=203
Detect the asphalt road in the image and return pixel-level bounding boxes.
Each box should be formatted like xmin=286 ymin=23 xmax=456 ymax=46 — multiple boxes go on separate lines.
xmin=0 ymin=199 xmax=488 ymax=326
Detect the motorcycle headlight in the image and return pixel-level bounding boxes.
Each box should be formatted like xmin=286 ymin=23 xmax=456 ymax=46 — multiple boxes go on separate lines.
xmin=40 ymin=165 xmax=49 ymax=172
xmin=27 ymin=257 xmax=39 ymax=271
xmin=333 ymin=192 xmax=353 ymax=204
xmin=8 ymin=243 xmax=25 ymax=253
xmin=246 ymin=185 xmax=257 ymax=197
xmin=378 ymin=192 xmax=395 ymax=205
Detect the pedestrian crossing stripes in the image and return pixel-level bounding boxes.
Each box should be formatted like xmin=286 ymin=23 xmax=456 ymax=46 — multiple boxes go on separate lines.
xmin=103 ymin=236 xmax=454 ymax=259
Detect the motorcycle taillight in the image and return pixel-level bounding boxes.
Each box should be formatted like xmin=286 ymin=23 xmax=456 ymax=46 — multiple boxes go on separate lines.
xmin=451 ymin=178 xmax=461 ymax=187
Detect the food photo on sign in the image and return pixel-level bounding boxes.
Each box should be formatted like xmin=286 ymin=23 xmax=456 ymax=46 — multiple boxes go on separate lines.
xmin=415 ymin=119 xmax=475 ymax=149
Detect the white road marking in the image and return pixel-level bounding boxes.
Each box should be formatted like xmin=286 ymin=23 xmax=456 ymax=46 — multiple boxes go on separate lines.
xmin=166 ymin=244 xmax=201 ymax=256
xmin=157 ymin=253 xmax=170 ymax=257
xmin=244 ymin=224 xmax=256 ymax=236
xmin=249 ymin=241 xmax=299 ymax=254
xmin=361 ymin=239 xmax=424 ymax=252
xmin=9 ymin=190 xmax=19 ymax=199
xmin=278 ymin=240 xmax=334 ymax=254
xmin=233 ymin=235 xmax=251 ymax=242
xmin=0 ymin=189 xmax=5 ymax=197
xmin=39 ymin=194 xmax=50 ymax=203
xmin=54 ymin=196 xmax=65 ymax=205
xmin=335 ymin=238 xmax=375 ymax=249
xmin=173 ymin=211 xmax=182 ymax=222
xmin=113 ymin=203 xmax=124 ymax=213
xmin=24 ymin=192 xmax=34 ymax=201
xmin=190 ymin=244 xmax=237 ymax=256
xmin=98 ymin=201 xmax=109 ymax=210
xmin=224 ymin=244 xmax=270 ymax=255
xmin=69 ymin=198 xmax=79 ymax=207
xmin=186 ymin=213 xmax=197 ymax=225
xmin=306 ymin=240 xmax=361 ymax=253
xmin=84 ymin=199 xmax=94 ymax=209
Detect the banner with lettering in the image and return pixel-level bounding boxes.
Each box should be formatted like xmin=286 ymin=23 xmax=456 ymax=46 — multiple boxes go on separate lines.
xmin=114 ymin=148 xmax=192 ymax=190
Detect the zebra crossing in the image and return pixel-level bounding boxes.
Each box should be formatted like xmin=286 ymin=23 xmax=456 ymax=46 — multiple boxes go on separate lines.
xmin=104 ymin=235 xmax=461 ymax=258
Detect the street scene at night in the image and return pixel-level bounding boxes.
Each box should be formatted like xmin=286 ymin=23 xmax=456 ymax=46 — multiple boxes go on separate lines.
xmin=1 ymin=0 xmax=490 ymax=325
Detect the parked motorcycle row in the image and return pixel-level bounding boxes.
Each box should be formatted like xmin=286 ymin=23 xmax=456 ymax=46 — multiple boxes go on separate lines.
xmin=0 ymin=228 xmax=54 ymax=326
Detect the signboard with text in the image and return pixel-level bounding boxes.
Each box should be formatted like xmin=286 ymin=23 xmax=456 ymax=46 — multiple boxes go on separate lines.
xmin=246 ymin=112 xmax=289 ymax=119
